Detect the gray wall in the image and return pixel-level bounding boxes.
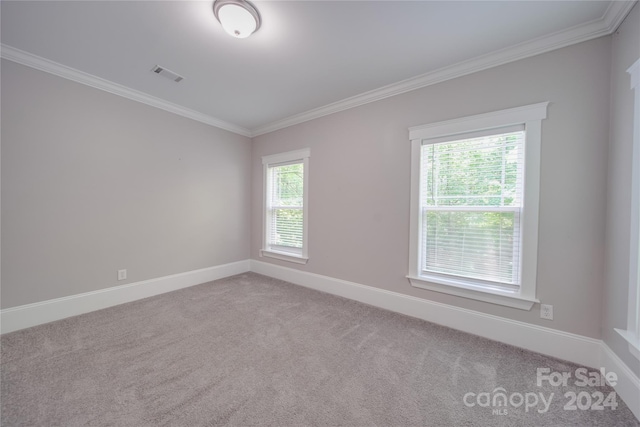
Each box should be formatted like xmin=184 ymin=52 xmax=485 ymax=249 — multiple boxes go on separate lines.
xmin=604 ymin=4 xmax=640 ymax=376
xmin=252 ymin=36 xmax=612 ymax=339
xmin=2 ymin=7 xmax=635 ymax=365
xmin=1 ymin=59 xmax=252 ymax=309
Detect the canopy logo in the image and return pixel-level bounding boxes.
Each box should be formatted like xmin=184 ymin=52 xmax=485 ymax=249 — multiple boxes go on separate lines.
xmin=463 ymin=388 xmax=553 ymax=415
xmin=462 ymin=367 xmax=619 ymax=415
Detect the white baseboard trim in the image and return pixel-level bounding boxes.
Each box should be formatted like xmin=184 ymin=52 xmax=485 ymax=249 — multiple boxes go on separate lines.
xmin=250 ymin=260 xmax=640 ymax=420
xmin=600 ymin=343 xmax=640 ymax=420
xmin=0 ymin=260 xmax=250 ymax=334
xmin=2 ymin=258 xmax=638 ymax=420
xmin=249 ymin=260 xmax=602 ymax=368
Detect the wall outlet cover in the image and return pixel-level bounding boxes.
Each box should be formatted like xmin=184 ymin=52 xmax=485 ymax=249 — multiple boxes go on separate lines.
xmin=541 ymin=304 xmax=554 ymax=320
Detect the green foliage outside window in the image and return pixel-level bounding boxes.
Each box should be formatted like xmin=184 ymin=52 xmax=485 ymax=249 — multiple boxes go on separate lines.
xmin=271 ymin=163 xmax=304 ymax=248
xmin=422 ymin=132 xmax=523 ymax=284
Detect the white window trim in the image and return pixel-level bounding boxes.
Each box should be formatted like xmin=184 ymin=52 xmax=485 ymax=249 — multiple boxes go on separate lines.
xmin=407 ymin=102 xmax=549 ymax=310
xmin=261 ymin=148 xmax=310 ymax=265
xmin=615 ymin=58 xmax=640 ymax=360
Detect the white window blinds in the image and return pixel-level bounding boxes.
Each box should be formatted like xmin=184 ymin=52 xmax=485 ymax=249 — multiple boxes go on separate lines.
xmin=267 ymin=161 xmax=304 ymax=253
xmin=420 ymin=127 xmax=525 ymax=286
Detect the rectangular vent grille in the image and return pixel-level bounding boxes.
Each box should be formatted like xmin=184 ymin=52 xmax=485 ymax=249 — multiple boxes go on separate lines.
xmin=151 ymin=65 xmax=184 ymax=82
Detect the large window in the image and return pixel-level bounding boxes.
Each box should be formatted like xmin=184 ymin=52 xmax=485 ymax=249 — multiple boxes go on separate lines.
xmin=422 ymin=128 xmax=524 ymax=286
xmin=408 ymin=103 xmax=548 ymax=310
xmin=261 ymin=149 xmax=310 ymax=264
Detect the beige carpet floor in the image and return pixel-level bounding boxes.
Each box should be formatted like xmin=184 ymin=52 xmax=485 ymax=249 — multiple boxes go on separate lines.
xmin=1 ymin=272 xmax=638 ymax=426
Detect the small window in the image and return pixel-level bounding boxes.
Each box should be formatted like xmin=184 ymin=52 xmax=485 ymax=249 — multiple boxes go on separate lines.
xmin=261 ymin=149 xmax=310 ymax=264
xmin=408 ymin=103 xmax=548 ymax=310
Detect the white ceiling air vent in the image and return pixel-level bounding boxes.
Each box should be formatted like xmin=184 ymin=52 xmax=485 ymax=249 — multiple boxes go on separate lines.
xmin=151 ymin=65 xmax=184 ymax=83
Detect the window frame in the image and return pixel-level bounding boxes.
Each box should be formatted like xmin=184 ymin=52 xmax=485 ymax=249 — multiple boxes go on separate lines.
xmin=615 ymin=58 xmax=640 ymax=360
xmin=407 ymin=103 xmax=548 ymax=310
xmin=261 ymin=148 xmax=310 ymax=264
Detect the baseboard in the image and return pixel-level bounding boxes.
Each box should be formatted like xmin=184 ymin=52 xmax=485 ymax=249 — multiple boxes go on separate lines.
xmin=0 ymin=260 xmax=250 ymax=334
xmin=250 ymin=260 xmax=640 ymax=420
xmin=249 ymin=260 xmax=602 ymax=369
xmin=2 ymin=258 xmax=637 ymax=420
xmin=600 ymin=343 xmax=640 ymax=420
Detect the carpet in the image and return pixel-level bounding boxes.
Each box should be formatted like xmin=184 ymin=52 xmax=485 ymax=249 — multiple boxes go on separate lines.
xmin=1 ymin=272 xmax=638 ymax=426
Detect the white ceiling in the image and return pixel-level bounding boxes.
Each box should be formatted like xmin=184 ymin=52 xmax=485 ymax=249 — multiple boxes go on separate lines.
xmin=1 ymin=1 xmax=636 ymax=136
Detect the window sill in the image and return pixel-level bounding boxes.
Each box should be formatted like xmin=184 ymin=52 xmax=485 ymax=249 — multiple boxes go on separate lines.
xmin=261 ymin=250 xmax=308 ymax=265
xmin=614 ymin=328 xmax=640 ymax=360
xmin=407 ymin=275 xmax=537 ymax=310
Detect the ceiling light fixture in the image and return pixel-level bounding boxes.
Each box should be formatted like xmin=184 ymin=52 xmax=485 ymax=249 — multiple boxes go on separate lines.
xmin=213 ymin=0 xmax=261 ymax=39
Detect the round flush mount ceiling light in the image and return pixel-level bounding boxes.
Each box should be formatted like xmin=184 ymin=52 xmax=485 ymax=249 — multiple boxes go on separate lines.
xmin=213 ymin=0 xmax=261 ymax=39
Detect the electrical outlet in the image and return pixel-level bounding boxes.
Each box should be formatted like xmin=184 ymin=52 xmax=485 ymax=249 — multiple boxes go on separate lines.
xmin=540 ymin=304 xmax=553 ymax=320
xmin=117 ymin=269 xmax=127 ymax=281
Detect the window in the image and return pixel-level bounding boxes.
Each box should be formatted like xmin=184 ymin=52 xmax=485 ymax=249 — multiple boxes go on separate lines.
xmin=408 ymin=103 xmax=548 ymax=310
xmin=261 ymin=149 xmax=310 ymax=264
xmin=422 ymin=128 xmax=524 ymax=286
xmin=615 ymin=58 xmax=640 ymax=360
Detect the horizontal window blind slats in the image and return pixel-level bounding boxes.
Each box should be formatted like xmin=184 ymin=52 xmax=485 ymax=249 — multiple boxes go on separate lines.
xmin=423 ymin=266 xmax=517 ymax=276
xmin=420 ymin=130 xmax=524 ymax=286
xmin=423 ymin=237 xmax=520 ymax=247
xmin=424 ymin=145 xmax=523 ymax=158
xmin=269 ymin=207 xmax=303 ymax=249
xmin=422 ymin=206 xmax=521 ymax=212
xmin=267 ymin=161 xmax=305 ymax=251
xmin=270 ymin=205 xmax=303 ymax=210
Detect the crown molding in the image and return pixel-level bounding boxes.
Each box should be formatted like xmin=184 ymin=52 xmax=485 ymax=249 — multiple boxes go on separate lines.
xmin=251 ymin=0 xmax=637 ymax=137
xmin=603 ymin=0 xmax=638 ymax=32
xmin=0 ymin=44 xmax=253 ymax=138
xmin=2 ymin=1 xmax=636 ymax=139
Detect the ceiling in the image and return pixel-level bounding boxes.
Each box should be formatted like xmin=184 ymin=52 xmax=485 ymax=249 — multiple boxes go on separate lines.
xmin=1 ymin=1 xmax=636 ymax=137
